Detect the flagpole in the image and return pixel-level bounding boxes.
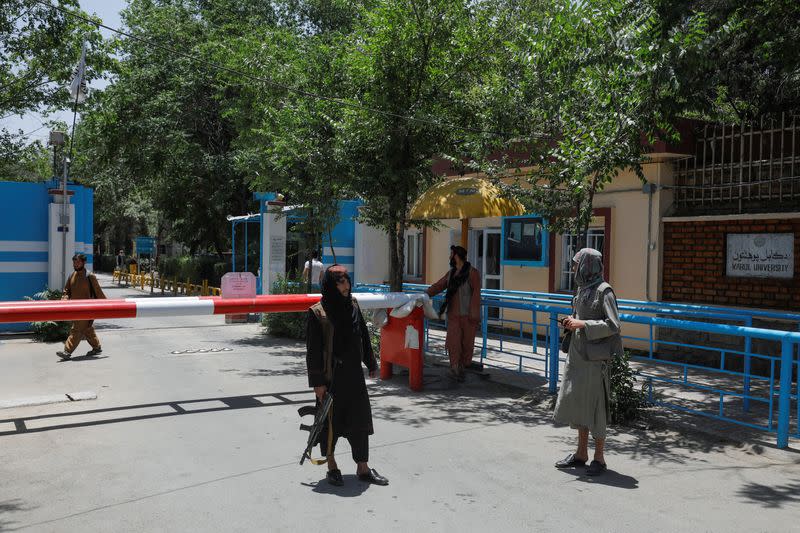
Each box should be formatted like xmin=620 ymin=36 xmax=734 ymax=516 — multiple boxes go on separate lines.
xmin=61 ymin=41 xmax=88 ymax=285
xmin=60 ymin=91 xmax=80 ymax=285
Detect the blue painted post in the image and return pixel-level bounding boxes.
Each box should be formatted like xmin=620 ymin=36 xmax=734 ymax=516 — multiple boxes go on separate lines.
xmin=481 ymin=304 xmax=487 ymax=363
xmin=743 ymin=317 xmax=752 ymax=412
xmin=244 ymin=220 xmax=248 ymax=272
xmin=424 ymin=318 xmax=429 ymax=352
xmin=231 ymin=222 xmax=236 ymax=273
xmin=548 ymin=312 xmax=560 ymax=394
xmin=649 ymin=323 xmax=654 ymax=358
xmin=532 ymin=310 xmax=538 ymax=353
xmin=777 ymin=340 xmax=792 ymax=448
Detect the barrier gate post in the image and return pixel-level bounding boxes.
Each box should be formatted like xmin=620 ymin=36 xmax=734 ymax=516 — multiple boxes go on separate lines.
xmin=379 ymin=307 xmax=424 ymax=391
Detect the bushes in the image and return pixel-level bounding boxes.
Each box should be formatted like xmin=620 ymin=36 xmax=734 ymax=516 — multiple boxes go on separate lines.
xmin=94 ymin=254 xmax=117 ymax=273
xmin=609 ymin=350 xmax=650 ymax=425
xmin=158 ymin=255 xmax=257 ymax=286
xmin=262 ymin=275 xmax=307 ymax=339
xmin=26 ymin=288 xmax=71 ymax=342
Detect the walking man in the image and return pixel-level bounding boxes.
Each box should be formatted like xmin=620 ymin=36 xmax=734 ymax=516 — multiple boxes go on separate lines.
xmin=57 ymin=253 xmax=106 ymax=361
xmin=426 ymin=245 xmax=481 ymax=381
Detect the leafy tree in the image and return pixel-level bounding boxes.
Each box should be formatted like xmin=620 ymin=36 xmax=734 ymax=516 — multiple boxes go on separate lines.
xmin=220 ymin=3 xmax=364 ymax=290
xmin=76 ymin=0 xmax=279 ymax=256
xmin=338 ymin=0 xmax=510 ymax=290
xmin=472 ymin=0 xmax=708 ymax=243
xmin=0 ymin=138 xmax=53 ymax=180
xmin=656 ymin=0 xmax=800 ymax=121
xmin=1 ymin=0 xmax=103 ymax=163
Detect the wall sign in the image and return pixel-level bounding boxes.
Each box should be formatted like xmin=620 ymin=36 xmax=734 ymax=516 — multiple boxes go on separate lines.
xmin=726 ymin=233 xmax=794 ymax=279
xmin=269 ymin=235 xmax=286 ymax=266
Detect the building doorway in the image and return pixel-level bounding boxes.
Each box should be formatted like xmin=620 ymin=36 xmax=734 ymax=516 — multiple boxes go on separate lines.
xmin=470 ymin=228 xmax=502 ymax=321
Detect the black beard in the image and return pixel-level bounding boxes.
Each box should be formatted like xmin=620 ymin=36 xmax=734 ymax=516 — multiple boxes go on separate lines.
xmin=449 ymin=258 xmax=456 ymax=268
xmin=74 ymin=266 xmax=84 ymax=272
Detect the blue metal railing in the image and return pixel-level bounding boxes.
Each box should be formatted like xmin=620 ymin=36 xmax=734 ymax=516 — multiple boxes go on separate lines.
xmin=356 ymin=283 xmax=800 ymax=448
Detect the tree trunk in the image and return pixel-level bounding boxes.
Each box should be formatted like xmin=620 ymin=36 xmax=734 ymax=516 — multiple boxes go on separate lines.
xmin=394 ymin=205 xmax=408 ymax=292
xmin=387 ymin=206 xmax=402 ymax=292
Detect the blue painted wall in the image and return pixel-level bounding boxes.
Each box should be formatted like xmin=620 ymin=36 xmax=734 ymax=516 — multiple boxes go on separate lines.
xmin=322 ymin=200 xmax=361 ymax=285
xmin=0 ymin=180 xmax=94 ymax=331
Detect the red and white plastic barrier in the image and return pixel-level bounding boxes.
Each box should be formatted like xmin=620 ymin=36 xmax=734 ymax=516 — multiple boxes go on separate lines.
xmin=0 ymin=293 xmax=436 ymax=324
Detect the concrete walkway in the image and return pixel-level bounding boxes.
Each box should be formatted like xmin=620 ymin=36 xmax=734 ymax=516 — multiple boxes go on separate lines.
xmin=1 ymin=275 xmax=799 ymax=532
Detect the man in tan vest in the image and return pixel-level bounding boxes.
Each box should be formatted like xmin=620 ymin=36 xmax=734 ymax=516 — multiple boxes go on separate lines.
xmin=426 ymin=245 xmax=482 ymax=382
xmin=56 ymin=253 xmax=107 ymax=361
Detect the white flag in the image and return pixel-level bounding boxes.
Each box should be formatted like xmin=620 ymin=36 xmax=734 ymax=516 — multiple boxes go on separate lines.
xmin=69 ymin=41 xmax=89 ymax=105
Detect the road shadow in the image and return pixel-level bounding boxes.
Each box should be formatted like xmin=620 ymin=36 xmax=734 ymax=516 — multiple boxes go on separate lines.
xmin=91 ymin=323 xmax=127 ymax=330
xmin=0 ymin=390 xmax=318 ymax=437
xmin=56 ymin=355 xmax=109 ymax=363
xmin=736 ymin=479 xmax=800 ymax=508
xmin=302 ymin=474 xmax=371 ymax=497
xmin=232 ymin=334 xmax=304 ymax=350
xmin=239 ymin=364 xmax=307 ymax=378
xmin=0 ymin=499 xmax=33 ymax=532
xmin=371 ymin=365 xmax=553 ymax=429
xmin=555 ymin=467 xmax=639 ymax=489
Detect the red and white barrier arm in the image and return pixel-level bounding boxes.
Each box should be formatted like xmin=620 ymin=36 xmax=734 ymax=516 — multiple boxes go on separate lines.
xmin=0 ymin=293 xmax=432 ymax=324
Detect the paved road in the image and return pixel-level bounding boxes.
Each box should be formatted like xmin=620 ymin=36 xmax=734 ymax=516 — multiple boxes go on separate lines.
xmin=1 ymin=276 xmax=798 ymax=532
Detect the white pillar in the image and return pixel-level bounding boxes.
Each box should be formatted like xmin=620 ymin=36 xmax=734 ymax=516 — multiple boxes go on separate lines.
xmin=48 ymin=202 xmax=75 ymax=290
xmin=354 ymin=217 xmax=390 ymax=284
xmin=261 ymin=202 xmax=286 ymax=294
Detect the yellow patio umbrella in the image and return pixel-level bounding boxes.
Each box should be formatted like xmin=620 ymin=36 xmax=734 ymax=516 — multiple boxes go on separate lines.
xmin=409 ymin=176 xmax=525 ymax=249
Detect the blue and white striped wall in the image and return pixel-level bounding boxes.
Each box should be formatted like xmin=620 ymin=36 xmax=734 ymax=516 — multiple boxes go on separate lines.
xmin=322 ymin=200 xmax=360 ymax=285
xmin=0 ymin=180 xmax=94 ymax=331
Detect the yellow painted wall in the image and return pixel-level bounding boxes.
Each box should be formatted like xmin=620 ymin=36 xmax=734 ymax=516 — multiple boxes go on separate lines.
xmin=420 ymin=161 xmax=677 ymax=348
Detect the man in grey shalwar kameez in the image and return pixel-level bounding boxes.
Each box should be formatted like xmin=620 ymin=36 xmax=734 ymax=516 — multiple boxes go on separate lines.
xmin=553 ymin=248 xmax=622 ymax=476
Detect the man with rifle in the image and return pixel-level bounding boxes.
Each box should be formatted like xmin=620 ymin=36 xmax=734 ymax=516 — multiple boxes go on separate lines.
xmin=301 ymin=265 xmax=389 ymax=487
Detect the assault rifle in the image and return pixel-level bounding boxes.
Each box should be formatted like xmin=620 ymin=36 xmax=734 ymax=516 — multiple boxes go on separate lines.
xmin=298 ymin=392 xmax=333 ymax=465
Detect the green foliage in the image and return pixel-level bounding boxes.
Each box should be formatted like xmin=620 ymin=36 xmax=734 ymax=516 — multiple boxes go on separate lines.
xmin=361 ymin=310 xmax=382 ymax=359
xmin=76 ymin=0 xmax=266 ymax=256
xmin=657 ymin=0 xmax=800 ymax=120
xmin=469 ymin=0 xmax=706 ymax=240
xmin=25 ymin=288 xmax=70 ymax=342
xmin=609 ymin=349 xmax=650 ymax=425
xmin=157 ymin=255 xmax=238 ymax=285
xmin=0 ymin=140 xmax=53 ymax=182
xmin=1 ymin=1 xmax=106 ymax=165
xmin=8 ymin=0 xmax=793 ymax=272
xmin=94 ymin=254 xmax=117 ymax=273
xmin=262 ymin=275 xmax=307 ymax=339
xmin=336 ymin=0 xmax=504 ymax=290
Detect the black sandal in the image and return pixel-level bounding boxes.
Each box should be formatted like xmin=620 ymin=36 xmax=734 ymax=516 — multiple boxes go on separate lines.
xmin=555 ymin=453 xmax=587 ymax=468
xmin=586 ymin=460 xmax=607 ymax=476
xmin=326 ymin=468 xmax=344 ymax=486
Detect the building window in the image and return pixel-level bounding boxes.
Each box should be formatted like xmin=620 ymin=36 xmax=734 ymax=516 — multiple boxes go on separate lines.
xmin=501 ymin=216 xmax=548 ymax=266
xmin=405 ymin=232 xmax=423 ymax=278
xmin=560 ymin=229 xmax=605 ymax=291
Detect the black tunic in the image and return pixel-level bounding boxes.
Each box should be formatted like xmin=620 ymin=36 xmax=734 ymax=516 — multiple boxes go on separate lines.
xmin=306 ymin=304 xmax=377 ymax=437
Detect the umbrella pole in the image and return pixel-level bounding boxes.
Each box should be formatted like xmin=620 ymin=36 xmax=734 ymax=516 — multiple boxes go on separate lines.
xmin=461 ymin=218 xmax=469 ymax=249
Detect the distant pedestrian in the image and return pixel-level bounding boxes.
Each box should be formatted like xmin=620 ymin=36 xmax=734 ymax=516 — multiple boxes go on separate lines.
xmin=56 ymin=254 xmax=107 ymax=361
xmin=426 ymin=245 xmax=481 ymax=382
xmin=303 ymin=250 xmax=324 ymax=288
xmin=554 ymin=248 xmax=623 ymax=476
xmin=115 ymin=249 xmax=125 ymax=271
xmin=306 ymin=265 xmax=388 ymax=487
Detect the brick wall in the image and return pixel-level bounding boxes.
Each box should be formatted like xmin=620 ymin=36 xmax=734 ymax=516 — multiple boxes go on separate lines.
xmin=662 ymin=218 xmax=800 ymax=310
